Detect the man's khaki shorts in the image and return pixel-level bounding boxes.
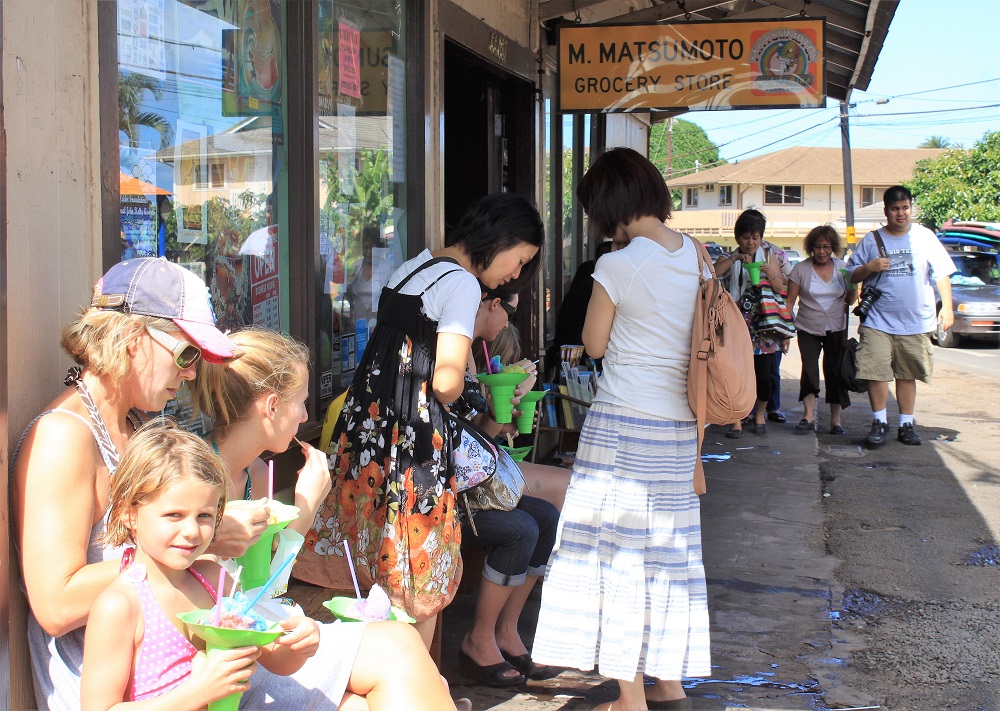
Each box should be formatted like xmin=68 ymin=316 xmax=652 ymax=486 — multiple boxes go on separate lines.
xmin=855 ymin=326 xmax=934 ymax=383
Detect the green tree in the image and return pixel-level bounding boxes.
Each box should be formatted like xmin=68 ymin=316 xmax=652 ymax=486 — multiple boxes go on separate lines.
xmin=649 ymin=118 xmax=723 ymax=208
xmin=918 ymin=135 xmax=954 ymax=149
xmin=118 ymin=72 xmax=174 ymax=148
xmin=905 ymin=131 xmax=1000 ymax=229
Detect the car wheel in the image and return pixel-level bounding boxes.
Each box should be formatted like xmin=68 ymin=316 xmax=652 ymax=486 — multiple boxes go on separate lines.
xmin=935 ymin=314 xmax=960 ymax=348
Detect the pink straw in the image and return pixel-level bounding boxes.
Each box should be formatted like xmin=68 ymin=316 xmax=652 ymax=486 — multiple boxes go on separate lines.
xmin=482 ymin=342 xmax=492 ymax=374
xmin=267 ymin=459 xmax=274 ymax=501
xmin=343 ymin=540 xmax=362 ymax=600
xmin=212 ymin=567 xmax=227 ymax=625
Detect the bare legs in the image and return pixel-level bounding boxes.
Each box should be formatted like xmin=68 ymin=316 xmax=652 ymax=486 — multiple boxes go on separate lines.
xmin=803 ymin=394 xmax=843 ymax=428
xmin=412 ymin=614 xmax=437 ymax=649
xmin=460 ymin=577 xmax=535 ymax=682
xmin=517 ymin=462 xmax=571 ymax=511
xmin=867 ymin=378 xmax=915 ymax=416
xmin=346 ymin=621 xmax=458 ymax=711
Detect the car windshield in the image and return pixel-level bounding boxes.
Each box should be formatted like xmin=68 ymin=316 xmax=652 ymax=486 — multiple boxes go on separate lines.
xmin=952 ymin=254 xmax=1000 ymax=285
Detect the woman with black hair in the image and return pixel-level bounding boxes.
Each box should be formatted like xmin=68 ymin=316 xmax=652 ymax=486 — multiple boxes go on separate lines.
xmin=295 ymin=193 xmax=544 ymax=649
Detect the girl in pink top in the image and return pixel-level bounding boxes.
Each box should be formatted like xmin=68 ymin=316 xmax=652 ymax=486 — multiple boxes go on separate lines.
xmin=81 ymin=422 xmax=320 ymax=710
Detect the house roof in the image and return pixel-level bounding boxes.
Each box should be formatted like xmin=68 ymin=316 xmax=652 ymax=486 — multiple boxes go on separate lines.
xmin=666 ymin=146 xmax=948 ymax=187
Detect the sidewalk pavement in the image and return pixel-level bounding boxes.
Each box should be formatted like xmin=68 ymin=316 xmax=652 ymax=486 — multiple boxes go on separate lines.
xmin=443 ymin=354 xmax=860 ymax=709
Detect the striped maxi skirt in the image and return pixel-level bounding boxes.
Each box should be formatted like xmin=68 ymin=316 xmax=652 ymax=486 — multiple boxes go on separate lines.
xmin=531 ymin=402 xmax=711 ymax=681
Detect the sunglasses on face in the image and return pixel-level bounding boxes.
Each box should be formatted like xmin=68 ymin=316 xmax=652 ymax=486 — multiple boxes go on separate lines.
xmin=146 ymin=326 xmax=202 ymax=369
xmin=498 ymin=300 xmax=517 ymax=318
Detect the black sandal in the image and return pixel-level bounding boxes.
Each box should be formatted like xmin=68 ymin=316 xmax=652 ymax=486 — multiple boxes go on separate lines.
xmin=458 ymin=650 xmax=525 ymax=687
xmin=501 ymin=650 xmax=561 ymax=681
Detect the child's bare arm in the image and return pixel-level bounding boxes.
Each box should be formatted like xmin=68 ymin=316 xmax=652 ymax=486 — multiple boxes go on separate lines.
xmin=257 ymin=616 xmax=321 ymax=676
xmin=81 ymin=583 xmax=140 ymax=710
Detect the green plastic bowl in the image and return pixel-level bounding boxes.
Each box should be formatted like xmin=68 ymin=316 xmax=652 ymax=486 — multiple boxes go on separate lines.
xmin=322 ymin=596 xmax=416 ymax=623
xmin=176 ymin=609 xmax=283 ymax=648
xmin=500 ymin=445 xmax=532 ymax=461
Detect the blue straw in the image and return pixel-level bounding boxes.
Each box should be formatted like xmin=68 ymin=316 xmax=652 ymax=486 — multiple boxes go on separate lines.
xmin=240 ymin=553 xmax=296 ymax=615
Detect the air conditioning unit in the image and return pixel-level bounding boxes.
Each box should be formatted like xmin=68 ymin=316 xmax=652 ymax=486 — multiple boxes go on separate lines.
xmin=705 ymin=184 xmax=714 ymax=192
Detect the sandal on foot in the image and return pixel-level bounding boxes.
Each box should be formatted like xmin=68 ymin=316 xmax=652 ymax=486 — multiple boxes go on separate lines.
xmin=458 ymin=650 xmax=525 ymax=687
xmin=795 ymin=418 xmax=817 ymax=432
xmin=767 ymin=411 xmax=787 ymax=423
xmin=647 ymin=698 xmax=693 ymax=710
xmin=500 ymin=650 xmax=561 ymax=680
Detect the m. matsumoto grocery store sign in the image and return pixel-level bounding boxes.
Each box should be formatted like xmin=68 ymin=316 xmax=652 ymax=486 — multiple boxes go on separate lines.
xmin=558 ymin=18 xmax=825 ymax=112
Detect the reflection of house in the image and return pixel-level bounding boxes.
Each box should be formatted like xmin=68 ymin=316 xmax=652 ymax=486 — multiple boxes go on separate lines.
xmin=160 ymin=116 xmax=393 ymax=210
xmin=666 ymin=147 xmax=946 ymax=247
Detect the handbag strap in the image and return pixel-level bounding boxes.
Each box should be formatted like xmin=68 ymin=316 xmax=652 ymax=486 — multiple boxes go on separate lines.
xmin=686 ymin=234 xmax=712 ymax=495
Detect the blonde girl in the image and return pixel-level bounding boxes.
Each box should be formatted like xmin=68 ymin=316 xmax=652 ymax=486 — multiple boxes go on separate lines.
xmin=195 ymin=328 xmax=464 ymax=711
xmin=81 ymin=420 xmax=320 ymax=710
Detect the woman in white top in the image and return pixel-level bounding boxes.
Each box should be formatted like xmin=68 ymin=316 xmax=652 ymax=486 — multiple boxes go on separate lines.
xmin=295 ymin=193 xmax=543 ymax=650
xmin=786 ymin=225 xmax=858 ymax=434
xmin=532 ymin=147 xmax=709 ymax=711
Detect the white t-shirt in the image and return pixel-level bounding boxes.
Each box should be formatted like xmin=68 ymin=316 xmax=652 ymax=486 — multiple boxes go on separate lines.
xmin=591 ymin=236 xmax=701 ymax=422
xmin=387 ymin=249 xmax=481 ymax=338
xmin=846 ymin=225 xmax=956 ymax=335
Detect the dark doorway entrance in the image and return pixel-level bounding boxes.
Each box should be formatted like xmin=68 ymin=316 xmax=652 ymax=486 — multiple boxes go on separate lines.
xmin=443 ymin=39 xmax=534 ymax=232
xmin=443 ymin=39 xmax=537 ymax=347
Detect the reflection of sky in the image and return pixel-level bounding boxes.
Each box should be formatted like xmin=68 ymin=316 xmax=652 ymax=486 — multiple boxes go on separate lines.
xmin=120 ymin=0 xmax=242 ymax=189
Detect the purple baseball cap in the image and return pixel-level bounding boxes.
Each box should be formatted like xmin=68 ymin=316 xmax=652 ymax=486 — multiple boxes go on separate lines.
xmin=91 ymin=257 xmax=239 ymax=363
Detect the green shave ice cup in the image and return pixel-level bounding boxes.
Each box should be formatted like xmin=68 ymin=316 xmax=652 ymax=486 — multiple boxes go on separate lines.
xmin=322 ymin=596 xmax=416 ymax=623
xmin=236 ymin=501 xmax=299 ymax=592
xmin=500 ymin=444 xmax=533 ymax=462
xmin=514 ymin=389 xmax=547 ymax=435
xmin=475 ymin=371 xmax=529 ymax=424
xmin=177 ymin=610 xmax=283 ymax=711
xmin=743 ymin=261 xmax=767 ymax=285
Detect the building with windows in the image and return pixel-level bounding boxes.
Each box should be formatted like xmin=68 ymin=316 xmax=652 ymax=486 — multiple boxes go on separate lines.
xmin=666 ymin=146 xmax=945 ymax=247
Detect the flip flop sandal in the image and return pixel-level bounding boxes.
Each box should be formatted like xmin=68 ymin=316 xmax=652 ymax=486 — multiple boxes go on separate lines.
xmin=767 ymin=411 xmax=787 ymax=423
xmin=458 ymin=650 xmax=525 ymax=687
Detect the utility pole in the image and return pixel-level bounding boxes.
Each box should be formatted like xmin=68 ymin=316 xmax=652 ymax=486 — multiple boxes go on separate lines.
xmin=840 ymin=100 xmax=856 ymax=246
xmin=665 ymin=117 xmax=673 ymax=179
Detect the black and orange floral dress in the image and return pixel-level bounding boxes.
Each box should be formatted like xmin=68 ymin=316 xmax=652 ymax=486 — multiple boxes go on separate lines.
xmin=295 ymin=257 xmax=466 ymax=621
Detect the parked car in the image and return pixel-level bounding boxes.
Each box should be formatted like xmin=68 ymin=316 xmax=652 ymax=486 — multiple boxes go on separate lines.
xmin=703 ymin=242 xmax=726 ymax=259
xmin=933 ymin=250 xmax=1000 ymax=348
xmin=783 ymin=248 xmax=804 ymax=266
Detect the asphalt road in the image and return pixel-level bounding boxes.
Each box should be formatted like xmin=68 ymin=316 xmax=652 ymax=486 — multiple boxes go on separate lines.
xmin=933 ymin=336 xmax=1000 ymax=379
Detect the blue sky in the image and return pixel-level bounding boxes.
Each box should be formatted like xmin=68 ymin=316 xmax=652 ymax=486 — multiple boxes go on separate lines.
xmin=682 ymin=0 xmax=999 ymax=161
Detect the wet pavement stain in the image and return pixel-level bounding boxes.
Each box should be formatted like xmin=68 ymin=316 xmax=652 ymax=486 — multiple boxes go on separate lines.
xmin=838 ymin=587 xmax=910 ymax=620
xmin=962 ymin=543 xmax=1000 ymax=566
xmin=708 ymin=577 xmax=831 ymax=599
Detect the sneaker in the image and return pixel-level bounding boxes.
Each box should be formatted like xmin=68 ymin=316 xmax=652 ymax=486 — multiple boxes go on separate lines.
xmin=897 ymin=422 xmax=922 ymax=445
xmin=866 ymin=419 xmax=890 ymax=447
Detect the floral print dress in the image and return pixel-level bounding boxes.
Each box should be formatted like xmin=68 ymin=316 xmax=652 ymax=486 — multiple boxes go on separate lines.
xmin=295 ymin=258 xmax=465 ymax=621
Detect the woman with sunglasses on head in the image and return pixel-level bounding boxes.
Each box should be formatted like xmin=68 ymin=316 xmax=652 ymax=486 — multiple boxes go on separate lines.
xmin=295 ymin=193 xmax=544 ymax=649
xmin=10 ymin=257 xmax=250 ymax=711
xmin=450 ymin=287 xmax=562 ymax=687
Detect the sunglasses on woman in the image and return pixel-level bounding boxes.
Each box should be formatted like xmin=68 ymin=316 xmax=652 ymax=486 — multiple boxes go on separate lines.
xmin=146 ymin=326 xmax=202 ymax=369
xmin=498 ymin=300 xmax=517 ymax=318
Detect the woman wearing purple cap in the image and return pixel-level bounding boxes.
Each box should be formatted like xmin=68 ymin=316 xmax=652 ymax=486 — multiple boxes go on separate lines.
xmin=12 ymin=258 xmax=338 ymax=710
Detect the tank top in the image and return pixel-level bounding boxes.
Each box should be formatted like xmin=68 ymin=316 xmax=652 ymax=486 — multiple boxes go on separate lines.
xmin=120 ymin=553 xmax=218 ymax=701
xmin=11 ymin=368 xmax=142 ymax=711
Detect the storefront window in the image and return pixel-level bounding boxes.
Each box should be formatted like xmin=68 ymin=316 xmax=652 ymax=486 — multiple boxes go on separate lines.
xmin=117 ymin=0 xmax=288 ymax=429
xmin=316 ymin=0 xmax=408 ymax=398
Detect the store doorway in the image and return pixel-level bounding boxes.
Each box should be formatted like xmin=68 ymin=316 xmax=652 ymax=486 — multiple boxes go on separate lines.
xmin=443 ymin=39 xmax=533 ymax=234
xmin=443 ymin=39 xmax=538 ymax=350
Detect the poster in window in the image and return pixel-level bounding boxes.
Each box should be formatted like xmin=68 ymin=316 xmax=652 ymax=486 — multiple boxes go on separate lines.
xmin=249 ymin=226 xmax=281 ymax=330
xmin=222 ymin=0 xmax=283 ymax=117
xmin=120 ymin=194 xmax=159 ymax=259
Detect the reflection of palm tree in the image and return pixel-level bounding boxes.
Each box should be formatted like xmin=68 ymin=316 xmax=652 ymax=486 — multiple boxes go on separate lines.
xmin=119 ymin=72 xmax=173 ymax=148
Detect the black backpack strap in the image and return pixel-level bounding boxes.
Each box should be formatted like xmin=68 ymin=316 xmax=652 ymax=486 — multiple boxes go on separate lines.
xmin=872 ymin=229 xmax=889 ymax=259
xmin=390 ymin=256 xmax=463 ymax=293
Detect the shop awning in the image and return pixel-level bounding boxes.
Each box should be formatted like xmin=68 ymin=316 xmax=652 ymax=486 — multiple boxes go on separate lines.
xmin=540 ymin=0 xmax=898 ymax=105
